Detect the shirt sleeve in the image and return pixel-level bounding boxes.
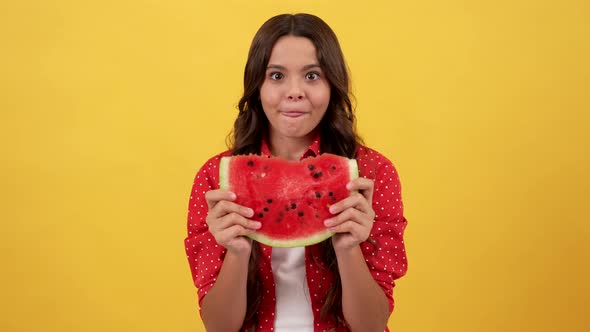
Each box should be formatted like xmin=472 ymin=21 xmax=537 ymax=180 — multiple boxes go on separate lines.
xmin=360 ymin=156 xmax=408 ymax=314
xmin=184 ymin=155 xmax=227 ymax=308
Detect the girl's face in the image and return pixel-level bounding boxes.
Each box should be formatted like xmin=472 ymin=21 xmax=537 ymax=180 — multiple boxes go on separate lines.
xmin=260 ymin=35 xmax=331 ymax=141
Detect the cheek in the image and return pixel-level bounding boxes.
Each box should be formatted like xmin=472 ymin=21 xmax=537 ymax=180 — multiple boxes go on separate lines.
xmin=260 ymin=84 xmax=280 ymax=109
xmin=311 ymin=85 xmax=331 ymax=109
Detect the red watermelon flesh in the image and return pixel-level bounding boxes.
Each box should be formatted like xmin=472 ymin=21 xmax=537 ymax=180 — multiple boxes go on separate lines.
xmin=219 ymin=153 xmax=358 ymax=247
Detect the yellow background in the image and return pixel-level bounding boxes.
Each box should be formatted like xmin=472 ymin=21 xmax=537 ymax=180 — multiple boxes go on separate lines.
xmin=1 ymin=0 xmax=588 ymax=331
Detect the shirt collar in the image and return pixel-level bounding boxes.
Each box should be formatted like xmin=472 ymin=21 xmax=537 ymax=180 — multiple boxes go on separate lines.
xmin=260 ymin=132 xmax=321 ymax=159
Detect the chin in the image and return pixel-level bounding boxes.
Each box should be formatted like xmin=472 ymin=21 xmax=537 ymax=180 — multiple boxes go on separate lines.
xmin=279 ymin=128 xmax=313 ymax=139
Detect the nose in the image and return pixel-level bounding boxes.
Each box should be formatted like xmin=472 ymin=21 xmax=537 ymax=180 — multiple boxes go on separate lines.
xmin=286 ymin=79 xmax=304 ymax=101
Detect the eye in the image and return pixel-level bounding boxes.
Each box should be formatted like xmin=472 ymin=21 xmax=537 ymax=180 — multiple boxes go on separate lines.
xmin=269 ymin=72 xmax=284 ymax=80
xmin=306 ymin=72 xmax=320 ymax=80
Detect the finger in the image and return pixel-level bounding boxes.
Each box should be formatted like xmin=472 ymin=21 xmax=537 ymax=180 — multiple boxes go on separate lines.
xmin=218 ymin=225 xmax=256 ymax=245
xmin=347 ymin=177 xmax=374 ymax=205
xmin=217 ymin=212 xmax=261 ymax=231
xmin=324 ymin=207 xmax=364 ymax=228
xmin=205 ymin=189 xmax=236 ymax=210
xmin=328 ymin=220 xmax=368 ymax=239
xmin=329 ymin=192 xmax=372 ymax=215
xmin=210 ymin=199 xmax=254 ymax=219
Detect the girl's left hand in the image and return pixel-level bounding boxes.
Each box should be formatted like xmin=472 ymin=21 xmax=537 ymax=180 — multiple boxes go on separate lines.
xmin=324 ymin=177 xmax=376 ymax=252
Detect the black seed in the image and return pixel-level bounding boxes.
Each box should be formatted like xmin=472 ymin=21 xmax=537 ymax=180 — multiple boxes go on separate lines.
xmin=267 ymin=199 xmax=273 ymax=204
xmin=315 ymin=213 xmax=320 ymax=219
xmin=312 ymin=172 xmax=323 ymax=179
xmin=285 ymin=205 xmax=290 ymax=211
xmin=279 ymin=212 xmax=284 ymax=217
xmin=330 ymin=165 xmax=336 ymax=171
xmin=315 ymin=192 xmax=321 ymax=198
xmin=291 ymin=203 xmax=296 ymax=209
xmin=328 ymin=192 xmax=333 ymax=196
xmin=331 ymin=196 xmax=336 ymax=202
xmin=298 ymin=211 xmax=304 ymax=217
xmin=258 ymin=213 xmax=264 ymax=218
xmin=263 ymin=207 xmax=269 ymax=212
xmin=247 ymin=160 xmax=254 ymax=167
xmin=308 ymin=164 xmax=315 ymax=170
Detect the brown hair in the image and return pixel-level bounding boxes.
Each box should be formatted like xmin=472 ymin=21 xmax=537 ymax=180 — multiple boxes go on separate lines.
xmin=227 ymin=13 xmax=363 ymax=328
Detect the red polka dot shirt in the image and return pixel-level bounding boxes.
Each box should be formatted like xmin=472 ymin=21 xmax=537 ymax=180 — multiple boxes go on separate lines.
xmin=184 ymin=138 xmax=408 ymax=331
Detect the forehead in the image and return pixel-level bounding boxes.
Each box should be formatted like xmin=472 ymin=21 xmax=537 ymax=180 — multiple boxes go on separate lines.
xmin=267 ymin=36 xmax=318 ymax=66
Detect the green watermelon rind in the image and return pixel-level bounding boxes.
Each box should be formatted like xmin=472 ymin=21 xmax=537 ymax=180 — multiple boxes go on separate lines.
xmin=248 ymin=228 xmax=335 ymax=248
xmin=348 ymin=158 xmax=359 ymax=186
xmin=219 ymin=156 xmax=230 ymax=190
xmin=218 ymin=156 xmax=359 ymax=248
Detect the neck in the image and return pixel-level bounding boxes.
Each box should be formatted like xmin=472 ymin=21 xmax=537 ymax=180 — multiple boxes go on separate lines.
xmin=268 ymin=131 xmax=316 ymax=161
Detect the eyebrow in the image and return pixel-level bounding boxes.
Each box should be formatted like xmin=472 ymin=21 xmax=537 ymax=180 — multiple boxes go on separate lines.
xmin=266 ymin=64 xmax=321 ymax=71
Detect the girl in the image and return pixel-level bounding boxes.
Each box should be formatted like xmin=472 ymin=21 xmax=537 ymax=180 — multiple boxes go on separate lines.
xmin=185 ymin=13 xmax=408 ymax=332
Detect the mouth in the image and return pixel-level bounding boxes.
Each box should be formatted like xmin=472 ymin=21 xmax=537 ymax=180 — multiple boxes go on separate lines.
xmin=280 ymin=111 xmax=307 ymax=118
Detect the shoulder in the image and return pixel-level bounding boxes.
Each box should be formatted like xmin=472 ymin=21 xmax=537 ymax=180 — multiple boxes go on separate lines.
xmin=356 ymin=145 xmax=394 ymax=165
xmin=192 ymin=150 xmax=233 ymax=189
xmin=355 ymin=145 xmax=401 ymax=180
xmin=197 ymin=150 xmax=232 ymax=171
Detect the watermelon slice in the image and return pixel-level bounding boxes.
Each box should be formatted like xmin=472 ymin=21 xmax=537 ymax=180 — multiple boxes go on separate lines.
xmin=219 ymin=153 xmax=358 ymax=247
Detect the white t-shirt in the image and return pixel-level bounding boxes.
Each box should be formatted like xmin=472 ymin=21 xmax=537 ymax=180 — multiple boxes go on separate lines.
xmin=271 ymin=246 xmax=314 ymax=331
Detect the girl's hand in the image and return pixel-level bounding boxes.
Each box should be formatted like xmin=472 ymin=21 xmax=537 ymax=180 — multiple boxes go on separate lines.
xmin=324 ymin=178 xmax=376 ymax=252
xmin=205 ymin=189 xmax=261 ymax=255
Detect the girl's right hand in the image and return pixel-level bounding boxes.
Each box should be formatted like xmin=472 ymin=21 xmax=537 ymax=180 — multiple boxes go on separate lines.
xmin=205 ymin=189 xmax=261 ymax=255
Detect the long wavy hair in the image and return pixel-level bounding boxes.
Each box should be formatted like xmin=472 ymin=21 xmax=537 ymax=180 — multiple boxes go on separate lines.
xmin=226 ymin=13 xmax=363 ymax=329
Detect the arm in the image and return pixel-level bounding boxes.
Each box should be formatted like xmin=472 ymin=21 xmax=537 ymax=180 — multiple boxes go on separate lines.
xmin=184 ymin=155 xmax=259 ymax=331
xmin=200 ymin=189 xmax=258 ymax=331
xmin=326 ymin=180 xmax=389 ymax=331
xmin=337 ymin=245 xmax=390 ymax=332
xmin=325 ymin=155 xmax=408 ymax=331
xmin=200 ymin=250 xmax=250 ymax=332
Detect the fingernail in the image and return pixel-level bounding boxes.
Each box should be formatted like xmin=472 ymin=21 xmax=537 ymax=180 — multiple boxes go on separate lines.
xmin=324 ymin=219 xmax=332 ymax=227
xmin=230 ymin=192 xmax=237 ymax=200
xmin=346 ymin=182 xmax=352 ymax=190
xmin=252 ymin=222 xmax=262 ymax=229
xmin=247 ymin=208 xmax=254 ymax=217
xmin=329 ymin=206 xmax=336 ymax=214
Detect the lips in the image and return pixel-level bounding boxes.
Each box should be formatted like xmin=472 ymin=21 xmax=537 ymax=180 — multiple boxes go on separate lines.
xmin=280 ymin=108 xmax=308 ymax=118
xmin=281 ymin=111 xmax=306 ymax=118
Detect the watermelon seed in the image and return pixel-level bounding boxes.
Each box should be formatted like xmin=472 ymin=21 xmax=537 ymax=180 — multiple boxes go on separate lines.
xmin=330 ymin=165 xmax=337 ymax=171
xmin=298 ymin=211 xmax=304 ymax=217
xmin=258 ymin=213 xmax=264 ymax=218
xmin=308 ymin=164 xmax=315 ymax=170
xmin=315 ymin=213 xmax=320 ymax=219
xmin=247 ymin=160 xmax=254 ymax=167
xmin=328 ymin=192 xmax=333 ymax=196
xmin=285 ymin=205 xmax=290 ymax=211
xmin=291 ymin=203 xmax=297 ymax=209
xmin=263 ymin=207 xmax=269 ymax=212
xmin=312 ymin=172 xmax=323 ymax=179
xmin=267 ymin=199 xmax=273 ymax=204
xmin=315 ymin=192 xmax=321 ymax=198
xmin=279 ymin=212 xmax=284 ymax=217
